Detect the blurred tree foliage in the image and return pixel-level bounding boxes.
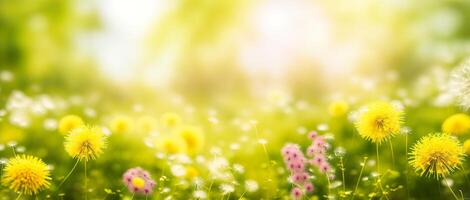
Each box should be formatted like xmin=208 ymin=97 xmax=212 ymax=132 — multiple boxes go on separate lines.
xmin=0 ymin=0 xmax=103 ymax=92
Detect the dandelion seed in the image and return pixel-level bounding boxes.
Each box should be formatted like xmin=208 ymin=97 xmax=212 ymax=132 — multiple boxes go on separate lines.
xmin=2 ymin=155 xmax=51 ymax=195
xmin=355 ymin=101 xmax=403 ymax=144
xmin=64 ymin=125 xmax=107 ymax=161
xmin=410 ymin=133 xmax=465 ymax=178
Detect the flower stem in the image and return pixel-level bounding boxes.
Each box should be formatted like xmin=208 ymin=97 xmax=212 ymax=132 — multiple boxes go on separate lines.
xmin=405 ymin=134 xmax=409 ymax=199
xmin=339 ymin=156 xmax=346 ymax=192
xmin=15 ymin=193 xmax=22 ymax=200
xmin=85 ymin=160 xmax=88 ymax=200
xmin=130 ymin=193 xmax=135 ymax=200
xmin=351 ymin=157 xmax=367 ymax=200
xmin=58 ymin=159 xmax=81 ymax=189
xmin=376 ymin=143 xmax=389 ymax=200
xmin=444 ymin=177 xmax=460 ymax=200
xmin=388 ymin=140 xmax=395 ymax=169
xmin=326 ymin=173 xmax=332 ymax=199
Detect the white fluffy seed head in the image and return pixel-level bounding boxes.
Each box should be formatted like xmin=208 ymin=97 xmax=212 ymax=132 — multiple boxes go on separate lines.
xmin=450 ymin=59 xmax=470 ymax=110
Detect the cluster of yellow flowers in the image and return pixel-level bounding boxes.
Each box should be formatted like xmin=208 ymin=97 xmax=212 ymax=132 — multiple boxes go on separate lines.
xmin=156 ymin=113 xmax=204 ymax=155
xmin=1 ymin=114 xmax=107 ymax=197
xmin=354 ymin=101 xmax=467 ymax=181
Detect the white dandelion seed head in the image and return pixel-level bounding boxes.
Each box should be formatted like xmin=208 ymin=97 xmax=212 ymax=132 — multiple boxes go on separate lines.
xmin=334 ymin=147 xmax=346 ymax=157
xmin=9 ymin=111 xmax=30 ymax=128
xmin=0 ymin=70 xmax=14 ymax=82
xmin=220 ymin=183 xmax=235 ymax=194
xmin=193 ymin=190 xmax=207 ymax=199
xmin=210 ymin=147 xmax=222 ymax=156
xmin=101 ymin=127 xmax=112 ymax=136
xmin=84 ymin=107 xmax=97 ymax=117
xmin=449 ymin=59 xmax=470 ymax=109
xmin=43 ymin=118 xmax=57 ymax=131
xmin=232 ymin=164 xmax=245 ymax=174
xmin=0 ymin=158 xmax=8 ymax=164
xmin=15 ymin=146 xmax=25 ymax=153
xmin=317 ymin=123 xmax=329 ymax=131
xmin=7 ymin=141 xmax=17 ymax=147
xmin=171 ymin=164 xmax=186 ymax=177
xmin=229 ymin=143 xmax=240 ymax=151
xmin=245 ymin=180 xmax=259 ymax=193
xmin=442 ymin=178 xmax=454 ymax=187
xmin=195 ymin=155 xmax=206 ymax=163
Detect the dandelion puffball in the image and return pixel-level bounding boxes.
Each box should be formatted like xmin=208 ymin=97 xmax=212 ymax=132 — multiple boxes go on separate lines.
xmin=450 ymin=60 xmax=470 ymax=109
xmin=2 ymin=155 xmax=51 ymax=195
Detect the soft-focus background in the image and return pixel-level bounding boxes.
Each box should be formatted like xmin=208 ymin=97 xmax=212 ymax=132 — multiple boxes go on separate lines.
xmin=1 ymin=0 xmax=470 ymax=199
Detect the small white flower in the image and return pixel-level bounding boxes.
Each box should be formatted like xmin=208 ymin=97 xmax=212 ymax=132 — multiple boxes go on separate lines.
xmin=245 ymin=180 xmax=259 ymax=193
xmin=232 ymin=164 xmax=244 ymax=174
xmin=449 ymin=59 xmax=470 ymax=109
xmin=193 ymin=190 xmax=207 ymax=199
xmin=171 ymin=164 xmax=186 ymax=177
xmin=43 ymin=118 xmax=57 ymax=130
xmin=220 ymin=183 xmax=235 ymax=194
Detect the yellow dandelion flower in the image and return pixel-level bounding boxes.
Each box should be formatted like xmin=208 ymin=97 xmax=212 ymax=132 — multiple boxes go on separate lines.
xmin=464 ymin=139 xmax=470 ymax=155
xmin=157 ymin=136 xmax=187 ymax=154
xmin=442 ymin=113 xmax=470 ymax=135
xmin=410 ymin=133 xmax=465 ymax=178
xmin=64 ymin=125 xmax=107 ymax=161
xmin=355 ymin=101 xmax=403 ymax=144
xmin=328 ymin=100 xmax=349 ymax=117
xmin=161 ymin=112 xmax=181 ymax=128
xmin=110 ymin=116 xmax=132 ymax=133
xmin=137 ymin=116 xmax=157 ymax=133
xmin=58 ymin=115 xmax=83 ymax=134
xmin=2 ymin=155 xmax=51 ymax=195
xmin=177 ymin=126 xmax=204 ymax=154
xmin=185 ymin=166 xmax=199 ymax=179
